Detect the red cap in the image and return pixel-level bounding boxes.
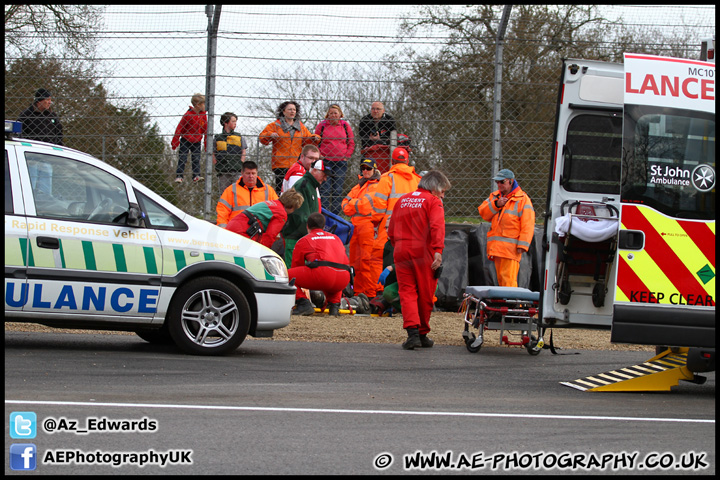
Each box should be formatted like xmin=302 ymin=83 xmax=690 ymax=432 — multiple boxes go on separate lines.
xmin=392 ymin=147 xmax=409 ymax=163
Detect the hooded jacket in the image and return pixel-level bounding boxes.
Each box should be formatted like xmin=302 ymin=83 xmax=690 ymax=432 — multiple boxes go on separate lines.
xmin=216 ymin=176 xmax=279 ymax=228
xmin=477 ymin=182 xmax=535 ymax=262
xmin=259 ymin=119 xmax=320 ymax=170
xmin=371 ymin=162 xmax=421 ymax=233
xmin=17 ymin=104 xmax=63 ymax=146
xmin=342 ymin=171 xmax=381 ymax=228
xmin=171 ymin=107 xmax=207 ymax=149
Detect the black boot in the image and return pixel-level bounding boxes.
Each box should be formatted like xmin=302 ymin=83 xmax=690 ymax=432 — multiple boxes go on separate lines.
xmin=293 ymin=298 xmax=316 ymax=316
xmin=328 ymin=302 xmax=341 ymax=317
xmin=419 ymin=334 xmax=434 ymax=348
xmin=402 ymin=327 xmax=422 ymax=350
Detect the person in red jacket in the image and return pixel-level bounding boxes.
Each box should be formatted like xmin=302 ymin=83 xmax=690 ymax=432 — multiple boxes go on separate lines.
xmin=388 ymin=170 xmax=451 ymax=350
xmin=477 ymin=169 xmax=535 ymax=287
xmin=289 ymin=212 xmax=352 ymax=317
xmin=226 ymin=189 xmax=304 ymax=249
xmin=171 ymin=93 xmax=207 ymax=183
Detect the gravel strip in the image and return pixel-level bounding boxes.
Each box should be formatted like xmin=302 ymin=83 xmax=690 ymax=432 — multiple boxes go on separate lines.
xmin=5 ymin=311 xmax=653 ymax=352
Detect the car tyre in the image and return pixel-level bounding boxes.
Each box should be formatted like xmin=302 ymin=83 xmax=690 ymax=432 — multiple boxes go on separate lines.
xmin=168 ymin=276 xmax=250 ymax=355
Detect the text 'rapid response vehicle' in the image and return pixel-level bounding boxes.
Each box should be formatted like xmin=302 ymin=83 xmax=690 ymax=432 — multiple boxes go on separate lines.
xmin=5 ymin=120 xmax=295 ymax=355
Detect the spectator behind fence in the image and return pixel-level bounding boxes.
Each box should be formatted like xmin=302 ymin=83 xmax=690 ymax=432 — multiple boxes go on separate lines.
xmin=388 ymin=170 xmax=451 ymax=350
xmin=280 ymin=159 xmax=331 ymax=267
xmin=477 ymin=169 xmax=535 ymax=287
xmin=315 ymin=104 xmax=355 ymax=215
xmin=171 ymin=93 xmax=207 ymax=183
xmin=282 ymin=144 xmax=320 ymax=194
xmin=259 ymin=101 xmax=320 ymax=194
xmin=289 ymin=212 xmax=352 ymax=317
xmin=214 ymin=112 xmax=247 ymax=194
xmin=216 ymin=160 xmax=278 ymax=228
xmin=342 ymin=158 xmax=381 ymax=300
xmin=358 ymin=101 xmax=395 ymax=150
xmin=18 ymin=88 xmax=63 ymax=146
xmin=226 ymin=189 xmax=304 ymax=249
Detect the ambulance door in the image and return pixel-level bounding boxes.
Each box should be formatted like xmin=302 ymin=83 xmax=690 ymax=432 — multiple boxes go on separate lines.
xmin=611 ymin=54 xmax=716 ymax=348
xmin=540 ymin=59 xmax=623 ymax=328
xmin=5 ymin=147 xmax=29 ymax=313
xmin=17 ymin=148 xmax=163 ymax=324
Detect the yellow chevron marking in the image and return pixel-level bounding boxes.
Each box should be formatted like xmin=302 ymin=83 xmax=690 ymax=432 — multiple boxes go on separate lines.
xmin=561 ymin=351 xmax=694 ymax=392
xmin=637 ymin=207 xmax=715 ymax=297
xmin=124 ymin=244 xmax=151 ymax=273
xmin=92 ymin=241 xmax=116 ymax=272
xmin=62 ymin=239 xmax=86 ymax=270
xmin=31 ymin=240 xmax=55 ymax=268
xmin=5 ymin=236 xmax=25 ymax=267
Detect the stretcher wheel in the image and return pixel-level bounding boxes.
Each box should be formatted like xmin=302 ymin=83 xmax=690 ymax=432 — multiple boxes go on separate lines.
xmin=465 ymin=333 xmax=482 ymax=353
xmin=592 ymin=283 xmax=605 ymax=307
xmin=525 ymin=335 xmax=542 ymax=356
xmin=558 ymin=280 xmax=571 ymax=305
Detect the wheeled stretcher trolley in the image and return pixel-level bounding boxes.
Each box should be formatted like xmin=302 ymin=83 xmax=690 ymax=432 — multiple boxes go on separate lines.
xmin=552 ymin=201 xmax=619 ymax=308
xmin=460 ymin=286 xmax=543 ymax=355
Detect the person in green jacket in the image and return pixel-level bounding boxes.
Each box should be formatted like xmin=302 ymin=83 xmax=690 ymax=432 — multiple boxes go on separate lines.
xmin=281 ymin=160 xmax=332 ymax=266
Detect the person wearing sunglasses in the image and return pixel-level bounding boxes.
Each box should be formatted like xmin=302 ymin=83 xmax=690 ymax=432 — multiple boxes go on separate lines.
xmin=477 ymin=169 xmax=535 ymax=287
xmin=342 ymin=158 xmax=382 ymax=301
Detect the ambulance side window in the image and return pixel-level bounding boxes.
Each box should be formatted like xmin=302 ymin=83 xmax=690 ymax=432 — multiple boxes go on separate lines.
xmin=562 ymin=114 xmax=622 ymax=194
xmin=135 ymin=191 xmax=186 ymax=230
xmin=25 ymin=152 xmax=130 ymax=224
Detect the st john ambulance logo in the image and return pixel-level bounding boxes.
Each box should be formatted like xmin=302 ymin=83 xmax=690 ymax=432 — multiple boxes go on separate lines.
xmin=691 ymin=164 xmax=715 ymax=192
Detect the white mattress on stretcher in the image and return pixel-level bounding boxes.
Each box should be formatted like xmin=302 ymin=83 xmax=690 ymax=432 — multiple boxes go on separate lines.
xmin=554 ymin=214 xmax=618 ymax=243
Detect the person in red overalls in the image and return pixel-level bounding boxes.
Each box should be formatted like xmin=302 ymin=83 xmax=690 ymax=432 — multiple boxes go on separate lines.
xmin=388 ymin=170 xmax=451 ymax=350
xmin=289 ymin=212 xmax=352 ymax=317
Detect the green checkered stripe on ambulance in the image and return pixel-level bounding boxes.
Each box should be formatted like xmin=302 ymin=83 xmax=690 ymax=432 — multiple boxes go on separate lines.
xmin=7 ymin=237 xmax=273 ymax=280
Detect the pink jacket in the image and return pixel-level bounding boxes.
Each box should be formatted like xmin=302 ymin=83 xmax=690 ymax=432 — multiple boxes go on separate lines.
xmin=314 ymin=119 xmax=355 ymax=161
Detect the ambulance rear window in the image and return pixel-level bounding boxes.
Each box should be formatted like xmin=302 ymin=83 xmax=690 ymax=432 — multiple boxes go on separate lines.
xmin=561 ymin=113 xmax=622 ymax=194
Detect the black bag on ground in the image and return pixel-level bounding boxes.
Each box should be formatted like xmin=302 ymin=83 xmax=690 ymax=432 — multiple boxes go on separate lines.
xmin=435 ymin=228 xmax=469 ymax=310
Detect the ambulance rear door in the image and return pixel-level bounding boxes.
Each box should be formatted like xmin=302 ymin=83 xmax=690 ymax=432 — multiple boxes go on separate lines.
xmin=539 ymin=59 xmax=624 ymax=328
xmin=610 ymin=53 xmax=715 ymax=348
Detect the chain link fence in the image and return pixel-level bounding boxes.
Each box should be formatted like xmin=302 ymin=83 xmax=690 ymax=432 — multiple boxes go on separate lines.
xmin=5 ymin=5 xmax=715 ymax=222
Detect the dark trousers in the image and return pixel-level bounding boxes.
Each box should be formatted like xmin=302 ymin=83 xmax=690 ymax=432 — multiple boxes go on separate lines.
xmin=176 ymin=138 xmax=202 ymax=178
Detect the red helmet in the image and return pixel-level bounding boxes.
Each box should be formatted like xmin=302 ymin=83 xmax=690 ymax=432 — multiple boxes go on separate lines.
xmin=396 ymin=133 xmax=412 ymax=152
xmin=392 ymin=147 xmax=409 ymax=163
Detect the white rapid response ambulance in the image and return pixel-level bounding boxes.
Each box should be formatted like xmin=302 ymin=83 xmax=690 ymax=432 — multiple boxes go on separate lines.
xmin=5 ymin=120 xmax=295 ymax=355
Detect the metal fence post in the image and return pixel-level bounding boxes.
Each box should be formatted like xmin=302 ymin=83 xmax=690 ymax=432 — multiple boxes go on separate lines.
xmin=491 ymin=5 xmax=512 ymax=192
xmin=203 ymin=5 xmax=222 ymax=221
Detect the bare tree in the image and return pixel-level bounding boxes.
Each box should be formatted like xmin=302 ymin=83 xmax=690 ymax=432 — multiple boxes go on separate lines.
xmin=5 ymin=4 xmax=105 ymax=58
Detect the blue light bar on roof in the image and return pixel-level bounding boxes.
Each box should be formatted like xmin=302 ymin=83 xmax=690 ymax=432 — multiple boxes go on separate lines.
xmin=5 ymin=120 xmax=22 ymax=134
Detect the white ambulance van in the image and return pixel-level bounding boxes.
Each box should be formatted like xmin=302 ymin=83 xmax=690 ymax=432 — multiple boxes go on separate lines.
xmin=540 ymin=52 xmax=715 ymax=373
xmin=5 ymin=120 xmax=295 ymax=355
